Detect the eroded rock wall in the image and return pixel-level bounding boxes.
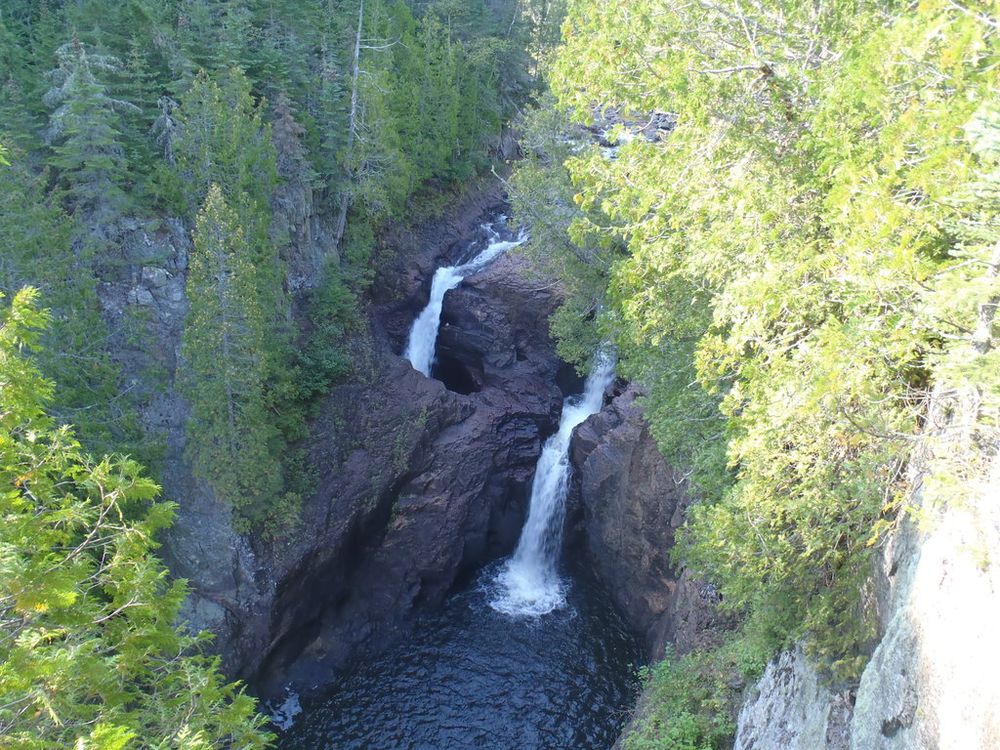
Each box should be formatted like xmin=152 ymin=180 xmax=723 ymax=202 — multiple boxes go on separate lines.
xmin=733 ymin=647 xmax=853 ymax=750
xmin=567 ymin=384 xmax=731 ymax=659
xmin=106 ymin=172 xmax=559 ymax=689
xmin=251 ymin=249 xmax=569 ymax=691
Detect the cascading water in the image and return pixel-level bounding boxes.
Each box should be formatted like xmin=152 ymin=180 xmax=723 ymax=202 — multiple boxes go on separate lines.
xmin=490 ymin=353 xmax=616 ymax=617
xmin=274 ymin=335 xmax=639 ymax=749
xmin=274 ymin=212 xmax=638 ymax=747
xmin=404 ymin=222 xmax=527 ymax=376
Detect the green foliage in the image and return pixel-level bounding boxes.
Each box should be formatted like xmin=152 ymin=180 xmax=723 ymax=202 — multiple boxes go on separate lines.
xmin=2 ymin=0 xmax=540 ymax=540
xmin=523 ymin=0 xmax=1000 ymax=707
xmin=173 ymin=68 xmax=276 ymax=214
xmin=44 ymin=38 xmax=139 ymax=221
xmin=0 ymin=153 xmax=144 ymax=458
xmin=347 ymin=0 xmax=526 ymax=218
xmin=292 ymin=267 xmax=359 ymax=406
xmin=624 ymin=648 xmax=737 ymax=750
xmin=180 ymin=185 xmax=297 ymax=535
xmin=0 ymin=287 xmax=272 ymax=749
xmin=623 ymin=621 xmax=781 ymax=750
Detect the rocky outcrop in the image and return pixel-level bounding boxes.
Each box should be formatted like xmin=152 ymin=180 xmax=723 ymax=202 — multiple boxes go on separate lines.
xmin=567 ymin=383 xmax=738 ymax=750
xmin=101 ymin=170 xmax=565 ymax=691
xmin=733 ymin=388 xmax=1000 ymax=750
xmin=848 ymin=452 xmax=1000 ymax=749
xmin=567 ymin=384 xmax=732 ymax=659
xmin=129 ymin=185 xmax=540 ymax=677
xmin=734 ymin=647 xmax=854 ymax=750
xmin=164 ymin=187 xmax=572 ymax=691
xmin=567 ymin=384 xmax=685 ymax=654
xmin=247 ymin=247 xmax=568 ymax=691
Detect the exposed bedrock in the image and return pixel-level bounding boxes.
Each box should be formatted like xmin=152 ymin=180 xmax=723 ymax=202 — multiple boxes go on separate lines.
xmin=733 ymin=388 xmax=1000 ymax=750
xmin=566 ymin=384 xmax=734 ymax=660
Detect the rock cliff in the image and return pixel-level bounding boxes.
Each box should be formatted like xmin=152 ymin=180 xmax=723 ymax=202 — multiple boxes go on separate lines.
xmin=102 ymin=172 xmax=573 ymax=692
xmin=732 ymin=388 xmax=1000 ymax=750
xmin=567 ymin=384 xmax=733 ymax=659
xmin=251 ymin=248 xmax=570 ymax=692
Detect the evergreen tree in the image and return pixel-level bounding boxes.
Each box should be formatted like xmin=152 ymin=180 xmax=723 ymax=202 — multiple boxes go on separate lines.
xmin=173 ymin=67 xmax=288 ymax=358
xmin=0 ymin=10 xmax=39 ymax=147
xmin=117 ymin=32 xmax=165 ymax=180
xmin=0 ymin=287 xmax=272 ymax=749
xmin=313 ymin=29 xmax=350 ymax=197
xmin=174 ymin=0 xmax=223 ymax=81
xmin=43 ymin=37 xmax=138 ymax=221
xmin=0 ymin=154 xmax=135 ymax=457
xmin=180 ymin=185 xmax=296 ymax=533
xmin=521 ymin=1 xmax=1000 ymax=711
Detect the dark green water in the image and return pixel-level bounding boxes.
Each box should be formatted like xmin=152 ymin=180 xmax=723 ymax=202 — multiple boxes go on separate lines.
xmin=275 ymin=561 xmax=642 ymax=750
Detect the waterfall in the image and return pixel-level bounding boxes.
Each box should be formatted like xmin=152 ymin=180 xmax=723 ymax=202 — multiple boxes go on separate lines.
xmin=404 ymin=223 xmax=526 ymax=377
xmin=490 ymin=353 xmax=616 ymax=616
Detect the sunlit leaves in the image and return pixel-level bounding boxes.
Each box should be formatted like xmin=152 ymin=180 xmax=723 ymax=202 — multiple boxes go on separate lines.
xmin=537 ymin=0 xmax=1000 ymax=677
xmin=0 ymin=289 xmax=272 ymax=749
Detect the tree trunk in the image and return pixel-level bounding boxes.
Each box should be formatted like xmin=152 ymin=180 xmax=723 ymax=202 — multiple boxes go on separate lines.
xmin=333 ymin=0 xmax=363 ymax=251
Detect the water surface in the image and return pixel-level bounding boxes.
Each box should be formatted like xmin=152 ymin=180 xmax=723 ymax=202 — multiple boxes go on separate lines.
xmin=278 ymin=562 xmax=642 ymax=750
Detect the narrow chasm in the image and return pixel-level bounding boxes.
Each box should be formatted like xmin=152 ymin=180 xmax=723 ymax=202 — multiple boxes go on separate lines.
xmin=431 ymin=350 xmax=483 ymax=395
xmin=261 ymin=210 xmax=645 ymax=750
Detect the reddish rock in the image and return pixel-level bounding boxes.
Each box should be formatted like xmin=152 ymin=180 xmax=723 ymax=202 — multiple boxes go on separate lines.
xmin=567 ymin=384 xmax=735 ymax=658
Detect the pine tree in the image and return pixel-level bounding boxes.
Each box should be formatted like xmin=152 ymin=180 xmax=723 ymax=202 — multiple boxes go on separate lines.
xmin=174 ymin=0 xmax=222 ymax=81
xmin=0 ymin=9 xmax=39 ymax=147
xmin=117 ymin=33 xmax=164 ymax=177
xmin=314 ymin=36 xmax=349 ymax=197
xmin=173 ymin=67 xmax=286 ymax=354
xmin=0 ymin=153 xmax=133 ymax=457
xmin=0 ymin=286 xmax=273 ymax=749
xmin=180 ymin=185 xmax=295 ymax=532
xmin=173 ymin=67 xmax=276 ymax=214
xmin=44 ymin=37 xmax=138 ymax=221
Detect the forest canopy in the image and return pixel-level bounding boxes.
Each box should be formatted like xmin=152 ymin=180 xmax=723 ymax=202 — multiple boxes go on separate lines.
xmin=510 ymin=1 xmax=1000 ymax=745
xmin=0 ymin=0 xmax=555 ymax=746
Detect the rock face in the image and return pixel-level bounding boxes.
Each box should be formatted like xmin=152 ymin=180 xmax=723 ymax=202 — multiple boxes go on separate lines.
xmin=566 ymin=383 xmax=738 ymax=750
xmin=734 ymin=647 xmax=854 ymax=750
xmin=100 ymin=171 xmax=566 ymax=690
xmin=849 ymin=450 xmax=1000 ymax=749
xmin=734 ymin=388 xmax=1000 ymax=750
xmin=567 ymin=384 xmax=685 ymax=654
xmin=567 ymin=384 xmax=731 ymax=659
xmin=248 ymin=245 xmax=568 ymax=691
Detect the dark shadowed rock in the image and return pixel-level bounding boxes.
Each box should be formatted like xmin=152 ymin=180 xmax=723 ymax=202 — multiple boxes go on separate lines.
xmin=119 ymin=178 xmax=573 ymax=692
xmin=567 ymin=384 xmax=735 ymax=659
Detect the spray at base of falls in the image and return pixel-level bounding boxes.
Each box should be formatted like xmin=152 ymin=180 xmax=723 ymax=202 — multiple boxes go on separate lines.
xmin=404 ymin=222 xmax=527 ymax=377
xmin=490 ymin=353 xmax=617 ymax=617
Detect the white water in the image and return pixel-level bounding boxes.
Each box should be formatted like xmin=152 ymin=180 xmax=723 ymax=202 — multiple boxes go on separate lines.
xmin=267 ymin=687 xmax=302 ymax=730
xmin=490 ymin=353 xmax=616 ymax=616
xmin=404 ymin=223 xmax=526 ymax=377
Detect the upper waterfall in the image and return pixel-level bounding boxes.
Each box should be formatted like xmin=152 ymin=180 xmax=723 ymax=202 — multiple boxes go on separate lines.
xmin=490 ymin=353 xmax=616 ymax=616
xmin=404 ymin=221 xmax=527 ymax=377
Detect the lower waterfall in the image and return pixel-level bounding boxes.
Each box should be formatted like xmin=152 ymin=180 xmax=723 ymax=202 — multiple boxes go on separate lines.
xmin=274 ymin=240 xmax=639 ymax=748
xmin=490 ymin=353 xmax=616 ymax=616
